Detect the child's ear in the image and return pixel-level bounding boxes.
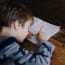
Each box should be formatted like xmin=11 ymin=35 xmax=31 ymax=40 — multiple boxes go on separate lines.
xmin=13 ymin=20 xmax=20 ymax=30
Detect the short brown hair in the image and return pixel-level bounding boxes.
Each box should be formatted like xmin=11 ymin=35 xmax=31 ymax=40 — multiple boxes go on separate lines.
xmin=0 ymin=2 xmax=33 ymax=30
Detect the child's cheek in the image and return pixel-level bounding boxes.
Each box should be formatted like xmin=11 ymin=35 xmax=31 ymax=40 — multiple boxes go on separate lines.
xmin=24 ymin=28 xmax=29 ymax=37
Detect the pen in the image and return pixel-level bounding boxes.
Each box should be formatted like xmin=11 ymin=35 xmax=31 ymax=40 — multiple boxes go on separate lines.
xmin=37 ymin=26 xmax=43 ymax=35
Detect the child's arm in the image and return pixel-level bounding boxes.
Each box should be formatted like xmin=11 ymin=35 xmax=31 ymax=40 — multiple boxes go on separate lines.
xmin=38 ymin=40 xmax=55 ymax=64
xmin=27 ymin=28 xmax=55 ymax=65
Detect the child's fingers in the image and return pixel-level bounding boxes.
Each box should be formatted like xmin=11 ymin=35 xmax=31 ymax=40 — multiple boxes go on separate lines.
xmin=27 ymin=32 xmax=35 ymax=39
xmin=37 ymin=26 xmax=43 ymax=35
xmin=36 ymin=26 xmax=47 ymax=41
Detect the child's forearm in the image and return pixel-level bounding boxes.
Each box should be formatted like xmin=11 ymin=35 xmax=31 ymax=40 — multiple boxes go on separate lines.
xmin=37 ymin=40 xmax=55 ymax=55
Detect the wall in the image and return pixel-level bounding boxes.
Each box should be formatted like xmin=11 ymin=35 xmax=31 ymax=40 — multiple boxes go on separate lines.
xmin=0 ymin=0 xmax=65 ymax=27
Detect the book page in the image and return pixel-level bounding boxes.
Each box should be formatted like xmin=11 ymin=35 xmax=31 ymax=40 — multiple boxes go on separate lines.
xmin=28 ymin=17 xmax=61 ymax=44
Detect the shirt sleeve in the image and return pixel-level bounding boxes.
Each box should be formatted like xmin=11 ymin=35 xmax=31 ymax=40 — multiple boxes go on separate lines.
xmin=26 ymin=40 xmax=55 ymax=65
xmin=0 ymin=42 xmax=33 ymax=65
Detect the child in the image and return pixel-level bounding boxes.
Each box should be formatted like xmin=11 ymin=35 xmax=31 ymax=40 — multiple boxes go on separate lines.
xmin=0 ymin=3 xmax=55 ymax=65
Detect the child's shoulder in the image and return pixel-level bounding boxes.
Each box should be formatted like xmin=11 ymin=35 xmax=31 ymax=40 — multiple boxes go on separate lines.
xmin=0 ymin=37 xmax=19 ymax=51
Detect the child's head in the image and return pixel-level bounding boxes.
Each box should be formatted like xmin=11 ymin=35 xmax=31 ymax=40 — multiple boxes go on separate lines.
xmin=0 ymin=3 xmax=33 ymax=42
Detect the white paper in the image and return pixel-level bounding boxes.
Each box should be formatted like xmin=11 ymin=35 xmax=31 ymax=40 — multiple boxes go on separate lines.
xmin=28 ymin=17 xmax=61 ymax=44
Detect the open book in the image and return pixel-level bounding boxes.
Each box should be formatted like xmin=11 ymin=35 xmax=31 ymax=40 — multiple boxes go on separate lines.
xmin=28 ymin=17 xmax=61 ymax=44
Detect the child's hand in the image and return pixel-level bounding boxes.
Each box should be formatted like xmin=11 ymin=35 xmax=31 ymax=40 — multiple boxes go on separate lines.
xmin=27 ymin=27 xmax=48 ymax=41
xmin=27 ymin=32 xmax=34 ymax=39
xmin=36 ymin=26 xmax=47 ymax=41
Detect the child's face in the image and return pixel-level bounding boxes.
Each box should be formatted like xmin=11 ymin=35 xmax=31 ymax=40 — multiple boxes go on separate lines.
xmin=13 ymin=18 xmax=33 ymax=42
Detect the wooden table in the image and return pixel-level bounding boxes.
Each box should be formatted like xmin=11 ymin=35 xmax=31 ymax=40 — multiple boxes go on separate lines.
xmin=49 ymin=28 xmax=65 ymax=65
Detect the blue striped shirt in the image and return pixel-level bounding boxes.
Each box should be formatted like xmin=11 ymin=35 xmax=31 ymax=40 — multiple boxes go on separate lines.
xmin=0 ymin=37 xmax=55 ymax=65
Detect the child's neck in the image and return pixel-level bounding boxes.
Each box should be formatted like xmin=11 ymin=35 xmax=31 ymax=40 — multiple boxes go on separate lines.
xmin=0 ymin=27 xmax=12 ymax=37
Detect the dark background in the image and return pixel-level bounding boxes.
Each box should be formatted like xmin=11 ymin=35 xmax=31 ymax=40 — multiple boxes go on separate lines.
xmin=0 ymin=0 xmax=65 ymax=28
